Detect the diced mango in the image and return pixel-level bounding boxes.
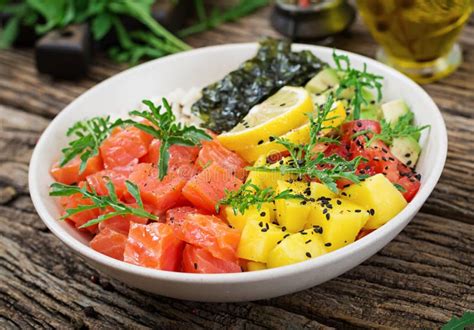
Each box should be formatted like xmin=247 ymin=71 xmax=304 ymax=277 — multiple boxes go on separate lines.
xmin=342 ymin=174 xmax=407 ymax=229
xmin=245 ymin=155 xmax=267 ymax=187
xmin=267 ymin=229 xmax=327 ymax=268
xmin=249 ymin=157 xmax=297 ymax=190
xmin=308 ymin=197 xmax=369 ymax=251
xmin=310 ymin=182 xmax=337 ymax=199
xmin=237 ymin=218 xmax=286 ymax=263
xmin=275 ymin=180 xmax=312 ymax=233
xmin=225 ymin=203 xmax=272 ymax=231
xmin=247 ymin=261 xmax=267 ymax=271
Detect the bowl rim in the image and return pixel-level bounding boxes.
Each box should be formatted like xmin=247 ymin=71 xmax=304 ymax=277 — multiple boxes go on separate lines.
xmin=29 ymin=42 xmax=447 ymax=284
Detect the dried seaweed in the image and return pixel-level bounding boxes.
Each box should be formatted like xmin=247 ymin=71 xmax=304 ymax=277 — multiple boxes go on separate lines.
xmin=191 ymin=38 xmax=326 ymax=133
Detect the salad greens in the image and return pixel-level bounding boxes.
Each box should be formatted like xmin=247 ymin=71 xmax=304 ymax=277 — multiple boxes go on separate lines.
xmin=59 ymin=116 xmax=120 ymax=174
xmin=353 ymin=112 xmax=430 ymax=146
xmin=217 ymin=180 xmax=304 ymax=216
xmin=122 ymin=98 xmax=211 ymax=180
xmin=49 ymin=180 xmax=157 ymax=228
xmin=333 ymin=51 xmax=383 ymax=120
xmin=248 ymin=95 xmax=366 ymax=194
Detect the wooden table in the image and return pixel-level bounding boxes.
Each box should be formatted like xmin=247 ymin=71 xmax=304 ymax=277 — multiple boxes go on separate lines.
xmin=1 ymin=5 xmax=473 ymax=329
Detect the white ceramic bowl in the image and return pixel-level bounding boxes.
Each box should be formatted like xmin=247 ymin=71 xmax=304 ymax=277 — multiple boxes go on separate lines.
xmin=29 ymin=43 xmax=447 ymax=302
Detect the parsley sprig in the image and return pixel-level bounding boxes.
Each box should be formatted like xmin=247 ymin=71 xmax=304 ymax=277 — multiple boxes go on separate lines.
xmin=353 ymin=112 xmax=430 ymax=146
xmin=59 ymin=116 xmax=120 ymax=173
xmin=333 ymin=50 xmax=383 ymax=120
xmin=217 ymin=180 xmax=304 ymax=215
xmin=124 ymin=98 xmax=211 ymax=180
xmin=248 ymin=95 xmax=366 ymax=193
xmin=49 ymin=180 xmax=157 ymax=229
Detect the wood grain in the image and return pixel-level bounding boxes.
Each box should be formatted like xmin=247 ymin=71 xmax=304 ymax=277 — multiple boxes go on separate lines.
xmin=0 ymin=4 xmax=473 ymax=329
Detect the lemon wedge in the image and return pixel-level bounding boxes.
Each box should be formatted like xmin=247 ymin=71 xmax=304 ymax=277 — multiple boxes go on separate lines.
xmin=217 ymin=86 xmax=313 ymax=151
xmin=235 ymin=101 xmax=347 ymax=163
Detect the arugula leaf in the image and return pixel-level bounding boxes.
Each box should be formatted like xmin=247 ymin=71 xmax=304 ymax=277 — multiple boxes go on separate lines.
xmin=248 ymin=95 xmax=366 ymax=194
xmin=49 ymin=180 xmax=157 ymax=229
xmin=442 ymin=312 xmax=474 ymax=330
xmin=59 ymin=116 xmax=121 ymax=173
xmin=353 ymin=112 xmax=430 ymax=146
xmin=179 ymin=0 xmax=269 ymax=37
xmin=217 ymin=180 xmax=304 ymax=215
xmin=393 ymin=183 xmax=407 ymax=193
xmin=124 ymin=98 xmax=211 ymax=180
xmin=333 ymin=50 xmax=383 ymax=120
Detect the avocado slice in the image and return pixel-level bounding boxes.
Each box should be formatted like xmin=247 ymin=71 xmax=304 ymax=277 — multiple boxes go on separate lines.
xmin=381 ymin=99 xmax=410 ymax=124
xmin=305 ymin=68 xmax=340 ymax=94
xmin=391 ymin=136 xmax=421 ymax=168
xmin=360 ymin=104 xmax=382 ymax=120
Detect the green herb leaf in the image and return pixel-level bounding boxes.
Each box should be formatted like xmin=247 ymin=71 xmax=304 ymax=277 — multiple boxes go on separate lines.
xmin=91 ymin=12 xmax=112 ymax=40
xmin=49 ymin=180 xmax=157 ymax=228
xmin=59 ymin=116 xmax=121 ymax=173
xmin=124 ymin=98 xmax=211 ymax=180
xmin=442 ymin=311 xmax=474 ymax=330
xmin=333 ymin=50 xmax=383 ymax=120
xmin=393 ymin=183 xmax=406 ymax=193
xmin=179 ymin=0 xmax=269 ymax=38
xmin=353 ymin=112 xmax=430 ymax=146
xmin=217 ymin=180 xmax=304 ymax=215
xmin=0 ymin=14 xmax=21 ymax=49
xmin=248 ymin=96 xmax=366 ymax=194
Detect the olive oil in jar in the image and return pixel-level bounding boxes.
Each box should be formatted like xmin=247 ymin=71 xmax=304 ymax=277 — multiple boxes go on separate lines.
xmin=356 ymin=0 xmax=472 ymax=83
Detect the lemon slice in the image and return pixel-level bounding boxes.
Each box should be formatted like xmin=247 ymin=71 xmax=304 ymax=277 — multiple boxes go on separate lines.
xmin=217 ymin=86 xmax=313 ymax=151
xmin=235 ymin=101 xmax=347 ymax=163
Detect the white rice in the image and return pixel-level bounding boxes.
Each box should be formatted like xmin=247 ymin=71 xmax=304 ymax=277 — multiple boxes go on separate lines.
xmin=138 ymin=87 xmax=204 ymax=127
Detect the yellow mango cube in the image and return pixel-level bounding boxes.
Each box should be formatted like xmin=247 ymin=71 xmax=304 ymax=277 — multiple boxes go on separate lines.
xmin=310 ymin=182 xmax=337 ymax=199
xmin=275 ymin=180 xmax=312 ymax=233
xmin=267 ymin=229 xmax=327 ymax=268
xmin=237 ymin=219 xmax=286 ymax=263
xmin=342 ymin=174 xmax=407 ymax=229
xmin=225 ymin=203 xmax=272 ymax=231
xmin=247 ymin=261 xmax=267 ymax=271
xmin=308 ymin=198 xmax=369 ymax=251
xmin=250 ymin=157 xmax=297 ymax=190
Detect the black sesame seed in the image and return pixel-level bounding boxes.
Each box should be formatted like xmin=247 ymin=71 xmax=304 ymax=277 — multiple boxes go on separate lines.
xmin=325 ymin=213 xmax=330 ymax=220
xmin=265 ymin=223 xmax=269 ymax=230
xmin=305 ymin=252 xmax=312 ymax=258
xmin=282 ymin=226 xmax=287 ymax=232
xmin=407 ymin=160 xmax=412 ymax=166
xmin=305 ymin=240 xmax=312 ymax=244
xmin=283 ymin=234 xmax=290 ymax=238
xmin=355 ymin=209 xmax=362 ymax=213
xmin=313 ymin=225 xmax=323 ymax=234
xmin=341 ymin=192 xmax=347 ymax=196
xmin=258 ymin=221 xmax=263 ymax=227
xmin=258 ymin=140 xmax=264 ymax=145
xmin=356 ymin=121 xmax=362 ymax=127
xmin=269 ymin=136 xmax=275 ymax=142
xmin=405 ymin=153 xmax=411 ymax=157
xmin=336 ymin=200 xmax=342 ymax=205
xmin=261 ymin=228 xmax=268 ymax=232
xmin=194 ymin=263 xmax=198 ymax=270
xmin=260 ymin=212 xmax=266 ymax=217
xmin=324 ymin=242 xmax=332 ymax=247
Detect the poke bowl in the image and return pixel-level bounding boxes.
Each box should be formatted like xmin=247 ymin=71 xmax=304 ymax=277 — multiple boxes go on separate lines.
xmin=29 ymin=41 xmax=447 ymax=302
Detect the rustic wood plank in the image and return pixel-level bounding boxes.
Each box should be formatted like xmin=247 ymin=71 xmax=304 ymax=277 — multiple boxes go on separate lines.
xmin=0 ymin=4 xmax=473 ymax=329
